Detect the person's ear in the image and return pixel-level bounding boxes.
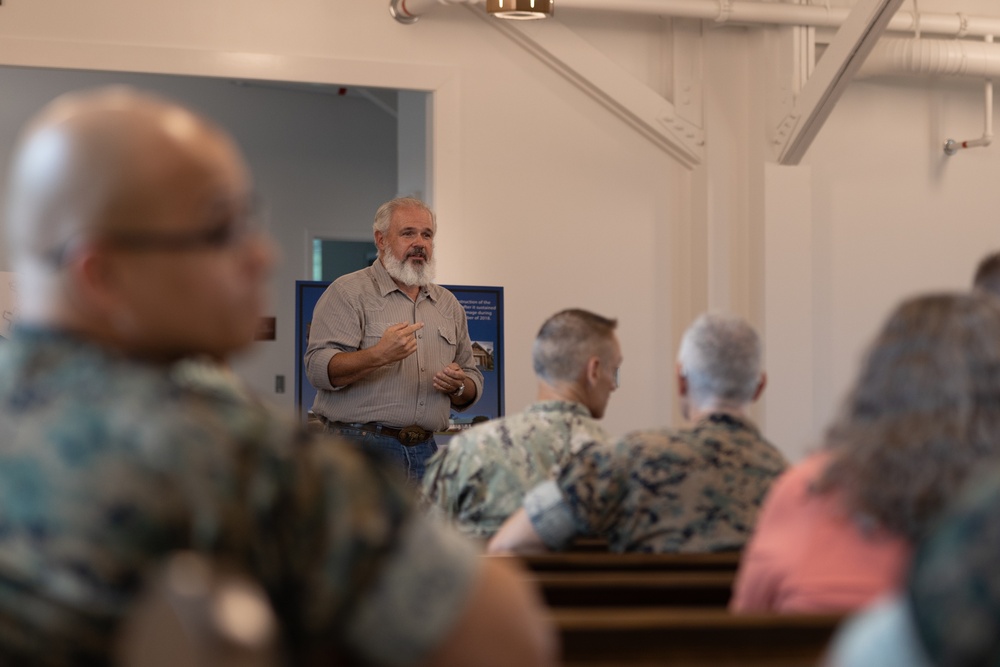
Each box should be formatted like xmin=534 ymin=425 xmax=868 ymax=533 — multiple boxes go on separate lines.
xmin=752 ymin=372 xmax=767 ymax=402
xmin=374 ymin=230 xmax=385 ymax=252
xmin=585 ymin=355 xmax=602 ymax=387
xmin=67 ymin=245 xmax=126 ymax=316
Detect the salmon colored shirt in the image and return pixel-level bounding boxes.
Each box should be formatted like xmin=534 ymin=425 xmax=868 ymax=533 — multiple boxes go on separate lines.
xmin=730 ymin=452 xmax=911 ymax=613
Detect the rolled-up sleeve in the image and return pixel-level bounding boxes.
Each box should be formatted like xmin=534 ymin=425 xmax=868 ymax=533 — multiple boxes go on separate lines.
xmin=524 ymin=440 xmax=632 ymax=549
xmin=285 ymin=432 xmax=480 ymax=665
xmin=304 ymin=283 xmax=361 ymax=392
xmin=346 ymin=512 xmax=480 ymax=665
xmin=524 ymin=480 xmax=579 ymax=550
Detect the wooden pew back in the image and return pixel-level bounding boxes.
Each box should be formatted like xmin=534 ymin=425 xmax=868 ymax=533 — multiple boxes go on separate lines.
xmin=553 ymin=607 xmax=842 ymax=667
xmin=532 ymin=571 xmax=735 ymax=607
xmin=507 ymin=551 xmax=743 ymax=573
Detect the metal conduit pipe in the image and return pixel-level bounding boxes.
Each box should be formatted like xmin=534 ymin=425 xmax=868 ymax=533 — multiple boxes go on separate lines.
xmin=390 ymin=0 xmax=1000 ymax=40
xmin=859 ymin=37 xmax=1000 ymax=79
xmin=944 ymin=76 xmax=993 ymax=153
xmin=856 ymin=36 xmax=996 ymax=155
xmin=390 ymin=0 xmax=474 ymax=24
xmin=553 ymin=0 xmax=1000 ymax=39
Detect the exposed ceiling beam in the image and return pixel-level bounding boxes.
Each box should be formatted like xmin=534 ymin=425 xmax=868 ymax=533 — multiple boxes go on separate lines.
xmin=774 ymin=0 xmax=905 ymax=165
xmin=467 ymin=6 xmax=704 ymax=168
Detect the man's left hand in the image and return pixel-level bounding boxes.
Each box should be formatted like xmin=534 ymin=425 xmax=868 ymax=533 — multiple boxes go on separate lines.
xmin=433 ymin=363 xmax=466 ymax=397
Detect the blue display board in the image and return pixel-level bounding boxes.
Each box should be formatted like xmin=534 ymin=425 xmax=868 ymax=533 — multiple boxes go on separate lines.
xmin=294 ymin=280 xmax=331 ymax=421
xmin=295 ymin=281 xmax=504 ymax=430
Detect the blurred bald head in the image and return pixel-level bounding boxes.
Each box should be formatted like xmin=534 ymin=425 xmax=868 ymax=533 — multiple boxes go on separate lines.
xmin=4 ymin=87 xmax=274 ymax=360
xmin=8 ymin=87 xmax=230 ymax=263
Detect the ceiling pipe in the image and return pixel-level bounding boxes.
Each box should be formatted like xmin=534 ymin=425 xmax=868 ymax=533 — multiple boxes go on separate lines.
xmin=390 ymin=0 xmax=474 ymax=24
xmin=390 ymin=0 xmax=1000 ymax=40
xmin=943 ymin=75 xmax=992 ymax=154
xmin=857 ymin=35 xmax=996 ymax=155
xmin=859 ymin=36 xmax=1000 ymax=78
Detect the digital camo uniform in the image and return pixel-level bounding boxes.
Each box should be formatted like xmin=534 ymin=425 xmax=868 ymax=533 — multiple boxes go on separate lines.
xmin=422 ymin=400 xmax=609 ymax=540
xmin=0 ymin=328 xmax=478 ymax=666
xmin=526 ymin=413 xmax=788 ymax=553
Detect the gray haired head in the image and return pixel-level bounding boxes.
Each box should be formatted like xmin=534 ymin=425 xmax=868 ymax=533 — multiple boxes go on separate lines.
xmin=532 ymin=309 xmax=618 ymax=384
xmin=373 ymin=196 xmax=436 ymax=235
xmin=973 ymin=251 xmax=1000 ymax=297
xmin=818 ymin=291 xmax=1000 ymax=542
xmin=677 ymin=312 xmax=762 ymax=409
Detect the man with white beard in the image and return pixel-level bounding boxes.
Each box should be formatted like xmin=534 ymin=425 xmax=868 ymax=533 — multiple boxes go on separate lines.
xmin=306 ymin=197 xmax=483 ymax=482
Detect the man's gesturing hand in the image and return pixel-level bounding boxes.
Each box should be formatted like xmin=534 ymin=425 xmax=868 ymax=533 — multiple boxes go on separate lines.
xmin=434 ymin=362 xmax=467 ymax=396
xmin=376 ymin=322 xmax=424 ymax=364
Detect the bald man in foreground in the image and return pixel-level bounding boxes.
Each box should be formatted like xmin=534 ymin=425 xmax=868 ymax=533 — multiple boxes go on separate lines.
xmin=0 ymin=88 xmax=555 ymax=666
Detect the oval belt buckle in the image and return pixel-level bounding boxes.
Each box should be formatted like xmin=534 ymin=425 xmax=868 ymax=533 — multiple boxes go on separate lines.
xmin=399 ymin=426 xmax=425 ymax=446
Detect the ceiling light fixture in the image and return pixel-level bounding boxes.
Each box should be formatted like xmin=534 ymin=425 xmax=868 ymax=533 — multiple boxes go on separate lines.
xmin=486 ymin=0 xmax=553 ymax=20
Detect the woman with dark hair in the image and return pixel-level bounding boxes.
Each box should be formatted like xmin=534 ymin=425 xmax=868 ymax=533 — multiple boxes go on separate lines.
xmin=731 ymin=291 xmax=1000 ymax=613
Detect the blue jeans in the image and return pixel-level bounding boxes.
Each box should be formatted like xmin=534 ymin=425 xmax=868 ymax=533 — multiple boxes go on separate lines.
xmin=326 ymin=425 xmax=438 ymax=485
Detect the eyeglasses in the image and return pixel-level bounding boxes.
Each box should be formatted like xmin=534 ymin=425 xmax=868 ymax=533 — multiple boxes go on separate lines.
xmin=102 ymin=215 xmax=258 ymax=253
xmin=45 ymin=197 xmax=265 ymax=266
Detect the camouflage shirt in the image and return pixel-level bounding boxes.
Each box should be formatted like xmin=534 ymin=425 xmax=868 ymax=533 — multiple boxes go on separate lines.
xmin=421 ymin=400 xmax=608 ymax=540
xmin=526 ymin=413 xmax=788 ymax=553
xmin=0 ymin=328 xmax=478 ymax=666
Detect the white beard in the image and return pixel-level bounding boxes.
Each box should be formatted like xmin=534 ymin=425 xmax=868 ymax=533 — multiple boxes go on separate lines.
xmin=382 ymin=249 xmax=436 ymax=287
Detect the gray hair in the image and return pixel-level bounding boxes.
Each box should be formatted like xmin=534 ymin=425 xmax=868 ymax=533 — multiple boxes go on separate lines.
xmin=373 ymin=197 xmax=436 ymax=235
xmin=677 ymin=312 xmax=762 ymax=409
xmin=973 ymin=251 xmax=1000 ymax=297
xmin=532 ymin=309 xmax=618 ymax=384
xmin=818 ymin=292 xmax=1000 ymax=542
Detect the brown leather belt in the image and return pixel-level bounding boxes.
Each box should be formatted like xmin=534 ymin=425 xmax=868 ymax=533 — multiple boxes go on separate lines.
xmin=325 ymin=420 xmax=434 ymax=447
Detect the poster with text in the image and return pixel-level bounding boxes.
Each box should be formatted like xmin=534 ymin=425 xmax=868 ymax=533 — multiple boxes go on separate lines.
xmin=295 ymin=281 xmax=330 ymax=421
xmin=295 ymin=281 xmax=504 ymax=431
xmin=446 ymin=285 xmax=505 ymax=431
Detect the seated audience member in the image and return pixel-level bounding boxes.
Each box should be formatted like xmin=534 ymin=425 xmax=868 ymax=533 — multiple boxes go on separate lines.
xmin=489 ymin=313 xmax=787 ymax=554
xmin=827 ymin=461 xmax=1000 ymax=667
xmin=422 ymin=308 xmax=619 ymax=540
xmin=973 ymin=249 xmax=1000 ymax=295
xmin=906 ymin=469 xmax=1000 ymax=666
xmin=731 ymin=292 xmax=1000 ymax=615
xmin=0 ymin=87 xmax=556 ymax=666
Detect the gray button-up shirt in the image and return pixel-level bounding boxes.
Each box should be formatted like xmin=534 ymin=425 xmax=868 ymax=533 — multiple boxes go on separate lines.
xmin=305 ymin=260 xmax=483 ymax=431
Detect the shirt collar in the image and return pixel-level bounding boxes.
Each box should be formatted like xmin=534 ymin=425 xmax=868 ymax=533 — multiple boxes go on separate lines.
xmin=526 ymin=400 xmax=593 ymax=419
xmin=695 ymin=411 xmax=760 ymax=435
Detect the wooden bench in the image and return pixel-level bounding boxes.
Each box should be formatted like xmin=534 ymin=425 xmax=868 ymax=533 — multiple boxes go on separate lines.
xmin=532 ymin=571 xmax=735 ymax=607
xmin=567 ymin=537 xmax=611 ymax=552
xmin=552 ymin=607 xmax=843 ymax=667
xmin=499 ymin=551 xmax=743 ymax=573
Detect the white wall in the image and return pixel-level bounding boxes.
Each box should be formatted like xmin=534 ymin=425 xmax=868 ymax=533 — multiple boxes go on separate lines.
xmin=803 ymin=76 xmax=1000 ymax=448
xmin=397 ymin=90 xmax=429 ymax=203
xmin=1 ymin=0 xmax=999 ymax=458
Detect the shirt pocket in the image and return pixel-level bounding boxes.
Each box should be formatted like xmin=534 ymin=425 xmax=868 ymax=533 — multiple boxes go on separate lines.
xmin=363 ymin=321 xmax=392 ymax=349
xmin=437 ymin=322 xmax=458 ymax=362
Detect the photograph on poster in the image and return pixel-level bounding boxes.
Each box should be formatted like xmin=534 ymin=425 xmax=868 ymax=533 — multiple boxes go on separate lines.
xmin=472 ymin=341 xmax=494 ymax=371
